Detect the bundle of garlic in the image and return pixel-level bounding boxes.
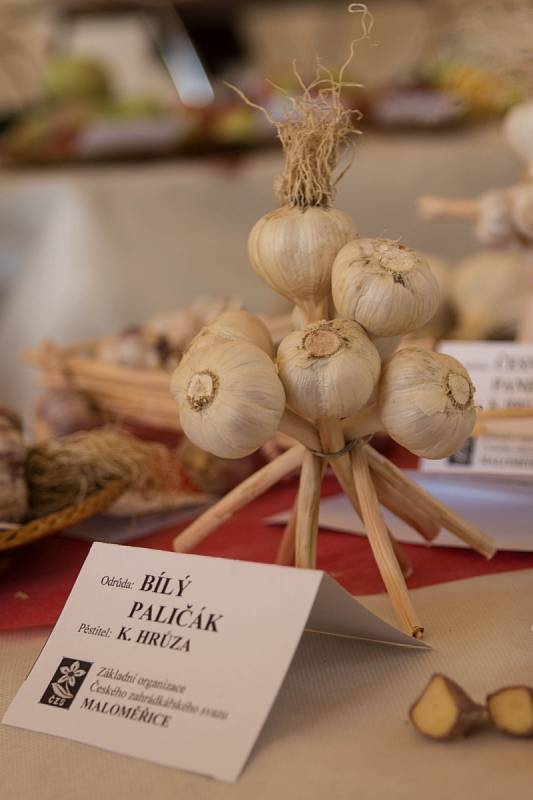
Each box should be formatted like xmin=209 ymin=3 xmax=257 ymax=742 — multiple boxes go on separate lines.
xmin=169 ymin=8 xmax=495 ymax=638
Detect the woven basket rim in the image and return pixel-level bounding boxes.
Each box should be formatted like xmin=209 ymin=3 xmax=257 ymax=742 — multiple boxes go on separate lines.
xmin=0 ymin=479 xmax=127 ymax=552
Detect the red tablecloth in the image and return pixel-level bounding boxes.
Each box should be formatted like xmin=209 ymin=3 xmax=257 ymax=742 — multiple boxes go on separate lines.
xmin=2 ymin=472 xmax=533 ymax=632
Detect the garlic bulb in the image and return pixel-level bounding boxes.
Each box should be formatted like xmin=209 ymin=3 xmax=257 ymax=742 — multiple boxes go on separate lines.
xmin=184 ymin=310 xmax=274 ymax=361
xmin=248 ymin=206 xmax=356 ymax=315
xmin=371 ymin=335 xmax=401 ymax=363
xmin=276 ymin=319 xmax=380 ymax=420
xmin=503 ymin=100 xmax=533 ymax=165
xmin=451 ymin=250 xmax=526 ymax=340
xmin=332 ymin=238 xmax=440 ymax=337
xmin=475 ymin=190 xmax=514 ymax=247
xmin=378 ymin=348 xmax=476 ymax=459
xmin=171 ymin=341 xmax=285 ymax=459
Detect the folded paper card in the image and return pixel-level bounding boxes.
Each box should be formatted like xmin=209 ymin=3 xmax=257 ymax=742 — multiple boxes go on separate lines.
xmin=267 ymin=471 xmax=533 ymax=551
xmin=3 ymin=542 xmax=426 ymax=782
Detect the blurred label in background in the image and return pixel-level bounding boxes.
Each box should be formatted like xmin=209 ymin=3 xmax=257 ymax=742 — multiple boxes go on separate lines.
xmin=422 ymin=341 xmax=533 ymax=477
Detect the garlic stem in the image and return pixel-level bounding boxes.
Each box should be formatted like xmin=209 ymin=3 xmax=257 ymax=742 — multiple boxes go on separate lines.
xmin=279 ymin=409 xmax=321 ymax=451
xmin=342 ymin=406 xmax=382 ymax=440
xmin=295 ymin=452 xmax=324 ymax=569
xmin=275 ymin=502 xmax=298 ymax=566
xmin=365 ymin=445 xmax=496 ymax=558
xmin=172 ymin=445 xmax=305 ymax=553
xmin=351 ymin=446 xmax=423 ymax=638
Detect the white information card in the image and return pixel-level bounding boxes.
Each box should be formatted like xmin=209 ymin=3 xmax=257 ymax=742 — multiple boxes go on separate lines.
xmin=3 ymin=543 xmax=426 ymax=782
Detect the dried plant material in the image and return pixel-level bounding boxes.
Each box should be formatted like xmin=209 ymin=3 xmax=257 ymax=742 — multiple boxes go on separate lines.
xmin=0 ymin=407 xmax=27 ymax=523
xmin=410 ymin=674 xmax=486 ymax=740
xmin=230 ymin=4 xmax=372 ymax=208
xmin=487 ymin=686 xmax=533 ymax=737
xmin=26 ymin=429 xmax=178 ymax=517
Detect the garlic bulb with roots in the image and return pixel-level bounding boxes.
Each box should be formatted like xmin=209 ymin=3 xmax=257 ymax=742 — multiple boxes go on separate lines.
xmin=248 ymin=206 xmax=356 ymax=319
xmin=378 ymin=348 xmax=476 ymax=459
xmin=184 ymin=310 xmax=274 ymax=360
xmin=276 ymin=319 xmax=380 ymax=420
xmin=171 ymin=341 xmax=285 ymax=459
xmin=332 ymin=238 xmax=440 ymax=337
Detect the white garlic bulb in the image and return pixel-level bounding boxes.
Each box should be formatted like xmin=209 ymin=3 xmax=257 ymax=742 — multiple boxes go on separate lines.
xmin=370 ymin=335 xmax=401 ymax=363
xmin=503 ymin=100 xmax=533 ymax=165
xmin=276 ymin=319 xmax=380 ymax=420
xmin=184 ymin=310 xmax=274 ymax=361
xmin=171 ymin=341 xmax=285 ymax=459
xmin=378 ymin=348 xmax=476 ymax=459
xmin=475 ymin=190 xmax=514 ymax=247
xmin=248 ymin=206 xmax=356 ymax=314
xmin=451 ymin=250 xmax=526 ymax=340
xmin=332 ymin=238 xmax=440 ymax=337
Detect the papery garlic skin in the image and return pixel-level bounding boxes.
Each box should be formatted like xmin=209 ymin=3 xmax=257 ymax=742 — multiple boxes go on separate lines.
xmin=379 ymin=348 xmax=476 ymax=459
xmin=248 ymin=206 xmax=356 ymax=314
xmin=370 ymin=335 xmax=401 ymax=363
xmin=184 ymin=310 xmax=274 ymax=361
xmin=171 ymin=341 xmax=285 ymax=459
xmin=332 ymin=238 xmax=440 ymax=337
xmin=276 ymin=319 xmax=380 ymax=420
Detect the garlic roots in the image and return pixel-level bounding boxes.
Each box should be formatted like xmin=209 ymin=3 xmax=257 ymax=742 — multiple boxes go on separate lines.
xmin=171 ymin=341 xmax=286 ymax=459
xmin=332 ymin=238 xmax=440 ymax=336
xmin=248 ymin=206 xmax=356 ymax=318
xmin=276 ymin=319 xmax=380 ymax=420
xmin=378 ymin=347 xmax=476 ymax=459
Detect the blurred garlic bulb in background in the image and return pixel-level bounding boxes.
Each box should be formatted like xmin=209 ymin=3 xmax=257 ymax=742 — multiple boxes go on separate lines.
xmin=97 ymin=327 xmax=161 ymax=369
xmin=475 ymin=190 xmax=514 ymax=247
xmin=248 ymin=207 xmax=356 ymax=319
xmin=379 ymin=348 xmax=476 ymax=459
xmin=171 ymin=341 xmax=285 ymax=459
xmin=276 ymin=319 xmax=380 ymax=420
xmin=185 ymin=310 xmax=274 ymax=360
xmin=332 ymin=238 xmax=440 ymax=336
xmin=451 ymin=250 xmax=527 ymax=340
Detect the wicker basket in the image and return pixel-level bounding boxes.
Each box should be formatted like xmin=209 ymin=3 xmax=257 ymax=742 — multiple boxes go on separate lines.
xmin=24 ymin=339 xmax=181 ymax=432
xmin=0 ymin=479 xmax=127 ymax=552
